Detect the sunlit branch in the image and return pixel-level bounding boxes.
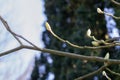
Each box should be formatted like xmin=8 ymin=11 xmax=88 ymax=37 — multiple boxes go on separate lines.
xmin=106 ymin=68 xmax=120 ymax=77
xmin=111 ymin=0 xmax=120 ymax=6
xmin=104 ymin=12 xmax=120 ymax=19
xmin=45 ymin=22 xmax=120 ymax=49
xmin=97 ymin=8 xmax=120 ymax=20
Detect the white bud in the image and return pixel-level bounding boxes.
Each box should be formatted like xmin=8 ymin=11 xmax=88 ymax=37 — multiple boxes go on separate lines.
xmin=92 ymin=41 xmax=99 ymax=46
xmin=102 ymin=71 xmax=111 ymax=80
xmin=97 ymin=8 xmax=103 ymax=14
xmin=102 ymin=71 xmax=106 ymax=76
xmin=87 ymin=29 xmax=91 ymax=37
xmin=104 ymin=52 xmax=110 ymax=60
xmin=45 ymin=22 xmax=52 ymax=32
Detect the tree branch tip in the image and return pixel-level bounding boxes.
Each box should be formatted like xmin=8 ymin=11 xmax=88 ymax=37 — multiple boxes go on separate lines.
xmin=45 ymin=22 xmax=52 ymax=32
xmin=97 ymin=8 xmax=104 ymax=14
xmin=86 ymin=29 xmax=91 ymax=37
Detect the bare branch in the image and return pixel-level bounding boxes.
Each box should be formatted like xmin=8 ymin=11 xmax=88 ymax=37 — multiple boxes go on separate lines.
xmin=0 ymin=16 xmax=40 ymax=49
xmin=15 ymin=34 xmax=39 ymax=48
xmin=0 ymin=15 xmax=120 ymax=79
xmin=74 ymin=65 xmax=108 ymax=80
xmin=40 ymin=48 xmax=120 ymax=64
xmin=104 ymin=12 xmax=120 ymax=19
xmin=0 ymin=15 xmax=120 ymax=65
xmin=0 ymin=45 xmax=42 ymax=57
xmin=106 ymin=68 xmax=120 ymax=77
xmin=0 ymin=46 xmax=23 ymax=56
xmin=0 ymin=16 xmax=22 ymax=45
xmin=0 ymin=45 xmax=120 ymax=64
xmin=111 ymin=0 xmax=120 ymax=6
xmin=97 ymin=8 xmax=120 ymax=20
xmin=45 ymin=22 xmax=120 ymax=49
xmin=0 ymin=16 xmax=120 ymax=64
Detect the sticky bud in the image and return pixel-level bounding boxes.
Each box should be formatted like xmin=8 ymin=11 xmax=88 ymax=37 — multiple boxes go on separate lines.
xmin=104 ymin=52 xmax=110 ymax=60
xmin=92 ymin=41 xmax=99 ymax=46
xmin=45 ymin=22 xmax=52 ymax=32
xmin=97 ymin=8 xmax=103 ymax=14
xmin=87 ymin=29 xmax=91 ymax=37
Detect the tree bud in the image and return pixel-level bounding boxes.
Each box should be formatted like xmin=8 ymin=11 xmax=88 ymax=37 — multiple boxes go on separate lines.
xmin=97 ymin=8 xmax=103 ymax=14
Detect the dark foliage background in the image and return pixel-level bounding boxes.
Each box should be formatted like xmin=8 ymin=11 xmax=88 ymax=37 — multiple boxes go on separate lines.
xmin=31 ymin=0 xmax=120 ymax=80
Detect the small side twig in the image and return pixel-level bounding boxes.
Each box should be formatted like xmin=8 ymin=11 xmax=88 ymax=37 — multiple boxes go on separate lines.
xmin=45 ymin=22 xmax=84 ymax=49
xmin=106 ymin=68 xmax=120 ymax=77
xmin=97 ymin=8 xmax=120 ymax=20
xmin=45 ymin=22 xmax=120 ymax=49
xmin=111 ymin=0 xmax=120 ymax=6
xmin=0 ymin=16 xmax=39 ymax=49
xmin=74 ymin=65 xmax=108 ymax=80
xmin=15 ymin=34 xmax=39 ymax=49
xmin=0 ymin=16 xmax=22 ymax=45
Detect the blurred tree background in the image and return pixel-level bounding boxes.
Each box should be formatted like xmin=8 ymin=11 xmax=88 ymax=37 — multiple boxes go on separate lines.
xmin=31 ymin=0 xmax=120 ymax=80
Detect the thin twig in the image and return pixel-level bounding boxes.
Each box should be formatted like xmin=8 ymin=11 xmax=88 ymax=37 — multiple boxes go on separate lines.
xmin=111 ymin=0 xmax=120 ymax=6
xmin=106 ymin=68 xmax=120 ymax=77
xmin=0 ymin=16 xmax=23 ymax=45
xmin=97 ymin=8 xmax=120 ymax=20
xmin=15 ymin=34 xmax=40 ymax=49
xmin=74 ymin=65 xmax=108 ymax=80
xmin=104 ymin=12 xmax=120 ymax=19
xmin=45 ymin=22 xmax=120 ymax=49
xmin=0 ymin=16 xmax=40 ymax=49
